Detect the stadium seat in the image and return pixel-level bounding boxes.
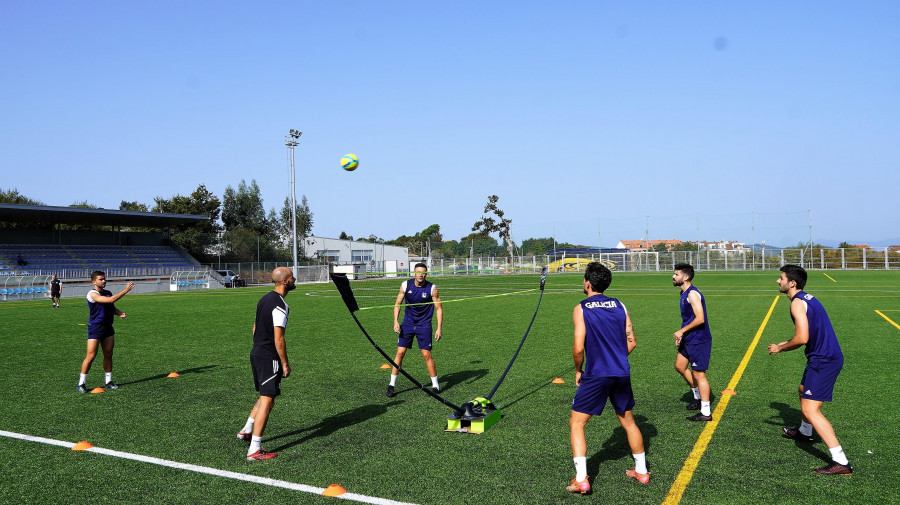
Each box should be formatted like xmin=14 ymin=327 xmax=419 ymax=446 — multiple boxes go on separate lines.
xmin=0 ymin=289 xmax=6 ymax=295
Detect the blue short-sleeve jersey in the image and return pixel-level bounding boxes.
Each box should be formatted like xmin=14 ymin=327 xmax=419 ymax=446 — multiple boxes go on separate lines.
xmin=680 ymin=285 xmax=712 ymax=344
xmin=580 ymin=294 xmax=630 ymax=378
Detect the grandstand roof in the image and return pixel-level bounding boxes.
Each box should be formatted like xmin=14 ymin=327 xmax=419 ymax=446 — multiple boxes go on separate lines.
xmin=0 ymin=204 xmax=208 ymax=228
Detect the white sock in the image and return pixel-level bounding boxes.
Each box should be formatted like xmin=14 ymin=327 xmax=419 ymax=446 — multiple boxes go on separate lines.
xmin=701 ymin=401 xmax=711 ymax=416
xmin=241 ymin=417 xmax=255 ymax=434
xmin=799 ymin=421 xmax=813 ymax=437
xmin=389 ymin=374 xmax=398 ymax=387
xmin=105 ymin=372 xmax=112 ymax=384
xmin=573 ymin=456 xmax=587 ymax=481
xmin=248 ymin=436 xmax=262 ymax=455
xmin=79 ymin=373 xmax=87 ymax=386
xmin=431 ymin=376 xmax=439 ymax=389
xmin=829 ymin=445 xmax=849 ymax=465
xmin=633 ymin=452 xmax=648 ymax=474
xmin=691 ymin=387 xmax=700 ymax=400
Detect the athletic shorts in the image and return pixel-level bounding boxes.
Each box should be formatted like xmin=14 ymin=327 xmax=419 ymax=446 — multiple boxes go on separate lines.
xmin=800 ymin=358 xmax=843 ymax=402
xmin=87 ymin=326 xmax=114 ymax=340
xmin=678 ymin=340 xmax=711 ymax=371
xmin=398 ymin=325 xmax=433 ymax=351
xmin=51 ymin=289 xmax=61 ymax=297
xmin=571 ymin=376 xmax=635 ymax=416
xmin=250 ymin=354 xmax=283 ymax=398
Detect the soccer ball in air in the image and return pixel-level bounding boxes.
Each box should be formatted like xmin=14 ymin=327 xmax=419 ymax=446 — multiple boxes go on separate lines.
xmin=341 ymin=154 xmax=359 ymax=171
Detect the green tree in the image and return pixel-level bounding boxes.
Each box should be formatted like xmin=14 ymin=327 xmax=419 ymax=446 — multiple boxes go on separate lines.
xmin=0 ymin=188 xmax=43 ymax=206
xmin=519 ymin=237 xmax=554 ymax=256
xmin=472 ymin=195 xmax=515 ymax=257
xmin=278 ymin=195 xmax=314 ymax=258
xmin=153 ymin=184 xmax=223 ymax=263
xmin=119 ymin=200 xmax=149 ymax=212
xmin=651 ymin=242 xmax=669 ymax=252
xmin=0 ymin=188 xmax=44 ymax=229
xmin=671 ymin=242 xmax=699 ymax=251
xmin=222 ymin=179 xmax=267 ymax=235
xmin=838 ymin=241 xmax=854 ymax=249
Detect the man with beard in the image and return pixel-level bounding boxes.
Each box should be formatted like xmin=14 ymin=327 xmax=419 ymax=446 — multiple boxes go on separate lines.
xmin=672 ymin=263 xmax=713 ymax=421
xmin=237 ymin=267 xmax=296 ymax=461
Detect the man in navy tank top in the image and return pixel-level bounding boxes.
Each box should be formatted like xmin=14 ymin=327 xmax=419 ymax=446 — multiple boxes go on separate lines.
xmin=387 ymin=263 xmax=443 ymax=397
xmin=567 ymin=262 xmax=649 ymax=494
xmin=768 ymin=264 xmax=852 ymax=475
xmin=672 ymin=263 xmax=714 ymax=421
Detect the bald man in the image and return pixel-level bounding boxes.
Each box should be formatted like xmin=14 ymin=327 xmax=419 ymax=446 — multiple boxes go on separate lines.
xmin=237 ymin=267 xmax=296 ymax=461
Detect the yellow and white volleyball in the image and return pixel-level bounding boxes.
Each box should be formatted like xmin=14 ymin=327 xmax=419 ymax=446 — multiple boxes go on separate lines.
xmin=341 ymin=154 xmax=359 ymax=171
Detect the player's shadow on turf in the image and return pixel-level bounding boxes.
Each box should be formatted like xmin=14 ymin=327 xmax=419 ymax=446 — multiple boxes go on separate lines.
xmin=268 ymin=402 xmax=402 ymax=452
xmin=766 ymin=402 xmax=831 ymax=462
xmin=439 ymin=368 xmax=489 ymax=392
xmin=586 ymin=414 xmax=658 ymax=477
xmin=680 ymin=391 xmax=716 ymax=406
xmin=119 ymin=365 xmax=221 ymax=385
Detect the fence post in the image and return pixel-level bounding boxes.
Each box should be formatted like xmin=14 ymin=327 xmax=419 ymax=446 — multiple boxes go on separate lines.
xmin=863 ymin=248 xmax=867 ymax=269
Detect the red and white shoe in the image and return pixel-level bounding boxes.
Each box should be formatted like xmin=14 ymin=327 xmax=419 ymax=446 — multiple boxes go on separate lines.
xmin=565 ymin=477 xmax=591 ymax=494
xmin=626 ymin=467 xmax=650 ymax=484
xmin=246 ymin=450 xmax=277 ymax=461
xmin=237 ymin=431 xmax=252 ymax=442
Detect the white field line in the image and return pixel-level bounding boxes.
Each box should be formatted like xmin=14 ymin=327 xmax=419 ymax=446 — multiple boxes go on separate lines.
xmin=0 ymin=430 xmax=418 ymax=505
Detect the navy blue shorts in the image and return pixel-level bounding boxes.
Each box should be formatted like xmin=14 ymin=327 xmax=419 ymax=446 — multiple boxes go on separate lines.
xmin=571 ymin=376 xmax=635 ymax=416
xmin=678 ymin=340 xmax=711 ymax=371
xmin=87 ymin=326 xmax=114 ymax=340
xmin=398 ymin=325 xmax=433 ymax=351
xmin=250 ymin=354 xmax=283 ymax=398
xmin=800 ymin=358 xmax=843 ymax=402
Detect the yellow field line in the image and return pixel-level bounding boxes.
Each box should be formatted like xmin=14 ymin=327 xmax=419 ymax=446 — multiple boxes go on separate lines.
xmin=662 ymin=295 xmax=780 ymax=505
xmin=823 ymin=273 xmax=837 ymax=282
xmin=874 ymin=310 xmax=900 ymax=331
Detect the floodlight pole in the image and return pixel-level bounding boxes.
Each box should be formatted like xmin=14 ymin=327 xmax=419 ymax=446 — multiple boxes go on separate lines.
xmin=285 ymin=129 xmax=302 ymax=277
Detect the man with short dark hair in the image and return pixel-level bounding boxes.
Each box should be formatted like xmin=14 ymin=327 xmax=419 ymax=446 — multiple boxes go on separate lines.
xmin=238 ymin=267 xmax=296 ymax=461
xmin=567 ymin=262 xmax=648 ymax=494
xmin=768 ymin=264 xmax=852 ymax=475
xmin=672 ymin=263 xmax=713 ymax=421
xmin=387 ymin=263 xmax=443 ymax=397
xmin=49 ymin=274 xmax=62 ymax=308
xmin=77 ymin=271 xmax=135 ymax=393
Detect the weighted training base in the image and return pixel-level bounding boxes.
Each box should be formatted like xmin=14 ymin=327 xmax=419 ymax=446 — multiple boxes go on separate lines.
xmin=446 ymin=397 xmax=501 ymax=434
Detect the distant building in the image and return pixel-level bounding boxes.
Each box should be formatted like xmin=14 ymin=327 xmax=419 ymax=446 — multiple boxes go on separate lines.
xmin=886 ymin=245 xmax=900 ymax=252
xmin=616 ymin=239 xmax=682 ymax=252
xmin=698 ymin=240 xmax=745 ymax=251
xmin=303 ymin=236 xmax=408 ymax=266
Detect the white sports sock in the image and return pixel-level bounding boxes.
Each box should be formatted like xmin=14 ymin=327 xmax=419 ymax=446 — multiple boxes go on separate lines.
xmin=248 ymin=436 xmax=262 ymax=455
xmin=105 ymin=372 xmax=112 ymax=384
xmin=691 ymin=387 xmax=700 ymax=400
xmin=79 ymin=373 xmax=87 ymax=386
xmin=829 ymin=445 xmax=849 ymax=465
xmin=799 ymin=421 xmax=813 ymax=437
xmin=241 ymin=417 xmax=255 ymax=434
xmin=389 ymin=374 xmax=398 ymax=387
xmin=431 ymin=376 xmax=439 ymax=389
xmin=701 ymin=401 xmax=711 ymax=416
xmin=633 ymin=452 xmax=648 ymax=474
xmin=573 ymin=456 xmax=587 ymax=481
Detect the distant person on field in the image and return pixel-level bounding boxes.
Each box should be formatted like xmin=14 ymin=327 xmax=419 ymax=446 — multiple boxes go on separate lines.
xmin=49 ymin=274 xmax=62 ymax=308
xmin=387 ymin=263 xmax=443 ymax=397
xmin=768 ymin=264 xmax=852 ymax=475
xmin=672 ymin=263 xmax=714 ymax=421
xmin=77 ymin=271 xmax=135 ymax=393
xmin=567 ymin=262 xmax=648 ymax=494
xmin=238 ymin=267 xmax=296 ymax=461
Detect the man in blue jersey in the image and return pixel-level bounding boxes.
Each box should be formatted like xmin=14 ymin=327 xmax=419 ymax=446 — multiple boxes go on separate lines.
xmin=672 ymin=263 xmax=713 ymax=422
xmin=77 ymin=271 xmax=135 ymax=393
xmin=238 ymin=267 xmax=296 ymax=461
xmin=768 ymin=265 xmax=852 ymax=475
xmin=567 ymin=262 xmax=648 ymax=494
xmin=387 ymin=263 xmax=443 ymax=397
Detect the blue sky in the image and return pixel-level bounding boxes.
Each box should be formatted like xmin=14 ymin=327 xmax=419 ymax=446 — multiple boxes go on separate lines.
xmin=2 ymin=2 xmax=898 ymax=248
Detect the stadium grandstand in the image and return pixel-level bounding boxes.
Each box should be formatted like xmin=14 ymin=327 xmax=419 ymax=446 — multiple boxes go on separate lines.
xmin=0 ymin=203 xmax=216 ymax=300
